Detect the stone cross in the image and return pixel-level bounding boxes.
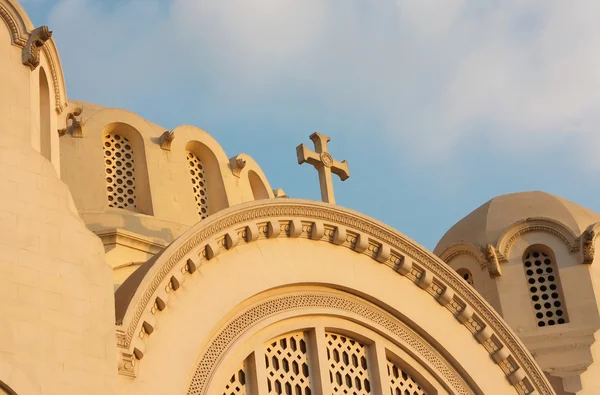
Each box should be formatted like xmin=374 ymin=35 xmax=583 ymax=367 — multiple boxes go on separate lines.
xmin=296 ymin=132 xmax=350 ymax=204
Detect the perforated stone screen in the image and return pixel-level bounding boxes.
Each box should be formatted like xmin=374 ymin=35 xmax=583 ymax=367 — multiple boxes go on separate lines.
xmin=265 ymin=332 xmax=313 ymax=395
xmin=325 ymin=332 xmax=372 ymax=395
xmin=103 ymin=133 xmax=137 ymax=210
xmin=523 ymin=248 xmax=567 ymax=327
xmin=186 ymin=151 xmax=209 ymax=220
xmin=223 ymin=366 xmax=247 ymax=395
xmin=387 ymin=359 xmax=427 ymax=395
xmin=218 ymin=329 xmax=431 ymax=395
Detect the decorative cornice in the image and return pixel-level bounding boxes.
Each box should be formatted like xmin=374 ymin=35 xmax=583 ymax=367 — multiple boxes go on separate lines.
xmin=187 ymin=291 xmax=472 ymax=395
xmin=0 ymin=2 xmax=28 ymax=47
xmin=22 ymin=25 xmax=51 ymax=70
xmin=115 ymin=200 xmax=552 ymax=394
xmin=502 ymin=224 xmax=580 ymax=259
xmin=94 ymin=228 xmax=166 ymax=255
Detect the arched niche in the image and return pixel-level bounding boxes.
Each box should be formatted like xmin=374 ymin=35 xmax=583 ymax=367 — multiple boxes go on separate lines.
xmin=114 ymin=199 xmax=554 ymax=395
xmin=38 ymin=66 xmax=51 ymax=162
xmin=248 ymin=170 xmax=269 ymax=200
xmin=185 ymin=140 xmax=228 ymax=216
xmin=102 ymin=122 xmax=153 ymax=215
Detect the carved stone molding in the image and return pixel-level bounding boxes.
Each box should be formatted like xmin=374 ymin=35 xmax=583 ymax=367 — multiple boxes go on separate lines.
xmin=115 ymin=200 xmax=553 ymax=394
xmin=229 ymin=154 xmax=247 ymax=178
xmin=22 ymin=25 xmax=51 ymax=70
xmin=58 ymin=107 xmax=84 ymax=137
xmin=273 ymin=188 xmax=289 ymax=198
xmin=159 ymin=130 xmax=175 ymax=151
xmin=501 ymin=220 xmax=580 ymax=260
xmin=581 ymin=223 xmax=600 ymax=264
xmin=0 ymin=3 xmax=67 ymax=113
xmin=0 ymin=2 xmax=28 ymax=47
xmin=186 ymin=291 xmax=472 ymax=395
xmin=439 ymin=242 xmax=488 ymax=269
xmin=483 ymin=244 xmax=502 ymax=277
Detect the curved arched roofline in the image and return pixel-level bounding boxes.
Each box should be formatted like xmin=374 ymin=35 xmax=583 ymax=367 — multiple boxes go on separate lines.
xmin=439 ymin=216 xmax=582 ymax=267
xmin=115 ymin=198 xmax=553 ymax=394
xmin=171 ymin=124 xmax=231 ymax=165
xmin=1 ymin=0 xmax=68 ymax=113
xmin=228 ymin=152 xmax=274 ymax=198
xmin=0 ymin=0 xmax=33 ymax=46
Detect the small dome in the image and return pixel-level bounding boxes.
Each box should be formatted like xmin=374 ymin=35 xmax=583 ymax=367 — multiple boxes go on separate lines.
xmin=434 ymin=191 xmax=600 ymax=255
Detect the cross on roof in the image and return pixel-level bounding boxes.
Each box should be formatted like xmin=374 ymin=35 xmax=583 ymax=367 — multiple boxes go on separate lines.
xmin=296 ymin=132 xmax=350 ymax=204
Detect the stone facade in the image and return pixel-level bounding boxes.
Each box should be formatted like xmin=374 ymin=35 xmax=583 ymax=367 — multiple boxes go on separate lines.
xmin=2 ymin=0 xmax=600 ymax=394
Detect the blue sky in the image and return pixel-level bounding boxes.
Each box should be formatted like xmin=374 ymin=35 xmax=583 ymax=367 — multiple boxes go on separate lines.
xmin=21 ymin=0 xmax=600 ymax=250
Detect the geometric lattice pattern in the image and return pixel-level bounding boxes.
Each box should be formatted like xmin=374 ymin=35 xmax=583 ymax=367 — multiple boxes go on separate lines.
xmin=265 ymin=332 xmax=313 ymax=395
xmin=103 ymin=133 xmax=137 ymax=210
xmin=187 ymin=151 xmax=209 ymax=220
xmin=325 ymin=332 xmax=371 ymax=394
xmin=523 ymin=247 xmax=568 ymax=327
xmin=387 ymin=359 xmax=426 ymax=395
xmin=223 ymin=367 xmax=247 ymax=395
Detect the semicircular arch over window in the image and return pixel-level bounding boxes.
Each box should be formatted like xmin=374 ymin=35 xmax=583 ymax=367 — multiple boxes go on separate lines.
xmin=217 ymin=327 xmax=430 ymax=395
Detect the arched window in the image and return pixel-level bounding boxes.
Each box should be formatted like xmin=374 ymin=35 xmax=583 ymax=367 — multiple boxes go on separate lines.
xmin=103 ymin=132 xmax=138 ymax=210
xmin=186 ymin=151 xmax=209 ymax=220
xmin=456 ymin=268 xmax=474 ymax=286
xmin=219 ymin=330 xmax=428 ymax=395
xmin=523 ymin=246 xmax=568 ymax=327
xmin=39 ymin=67 xmax=51 ymax=162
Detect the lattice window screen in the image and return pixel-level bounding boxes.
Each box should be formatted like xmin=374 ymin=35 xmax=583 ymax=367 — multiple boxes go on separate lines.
xmin=103 ymin=133 xmax=137 ymax=210
xmin=523 ymin=248 xmax=567 ymax=327
xmin=265 ymin=332 xmax=313 ymax=395
xmin=223 ymin=366 xmax=247 ymax=395
xmin=186 ymin=151 xmax=209 ymax=220
xmin=325 ymin=332 xmax=372 ymax=394
xmin=387 ymin=359 xmax=426 ymax=395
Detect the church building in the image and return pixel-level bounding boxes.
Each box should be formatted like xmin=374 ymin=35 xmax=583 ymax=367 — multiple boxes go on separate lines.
xmin=2 ymin=1 xmax=600 ymax=394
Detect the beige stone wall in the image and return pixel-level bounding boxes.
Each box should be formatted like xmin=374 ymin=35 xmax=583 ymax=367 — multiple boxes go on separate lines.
xmin=59 ymin=105 xmax=276 ymax=284
xmin=578 ymin=236 xmax=600 ymax=394
xmin=117 ymin=238 xmax=515 ymax=395
xmin=0 ymin=4 xmax=118 ymax=393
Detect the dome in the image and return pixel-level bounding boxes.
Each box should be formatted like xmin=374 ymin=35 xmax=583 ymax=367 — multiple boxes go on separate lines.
xmin=434 ymin=191 xmax=600 ymax=255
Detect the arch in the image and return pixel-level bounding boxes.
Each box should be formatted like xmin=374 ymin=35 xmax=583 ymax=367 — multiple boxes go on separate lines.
xmin=38 ymin=66 xmax=51 ymax=161
xmin=248 ymin=170 xmax=269 ymax=200
xmin=457 ymin=268 xmax=474 ymax=286
xmin=498 ymin=217 xmax=580 ymax=259
xmin=185 ymin=140 xmax=228 ymax=216
xmin=114 ymin=199 xmax=554 ymax=395
xmin=522 ymin=245 xmax=568 ymax=328
xmin=102 ymin=122 xmax=153 ymax=215
xmin=439 ymin=241 xmax=487 ymax=269
xmin=0 ymin=0 xmax=33 ymax=47
xmin=206 ymin=302 xmax=448 ymax=395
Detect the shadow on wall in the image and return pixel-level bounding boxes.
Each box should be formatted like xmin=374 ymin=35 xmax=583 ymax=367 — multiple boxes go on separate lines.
xmin=87 ymin=212 xmax=177 ymax=247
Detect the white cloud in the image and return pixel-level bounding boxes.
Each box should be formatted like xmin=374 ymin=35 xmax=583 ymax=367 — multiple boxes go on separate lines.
xmin=46 ymin=0 xmax=600 ymax=165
